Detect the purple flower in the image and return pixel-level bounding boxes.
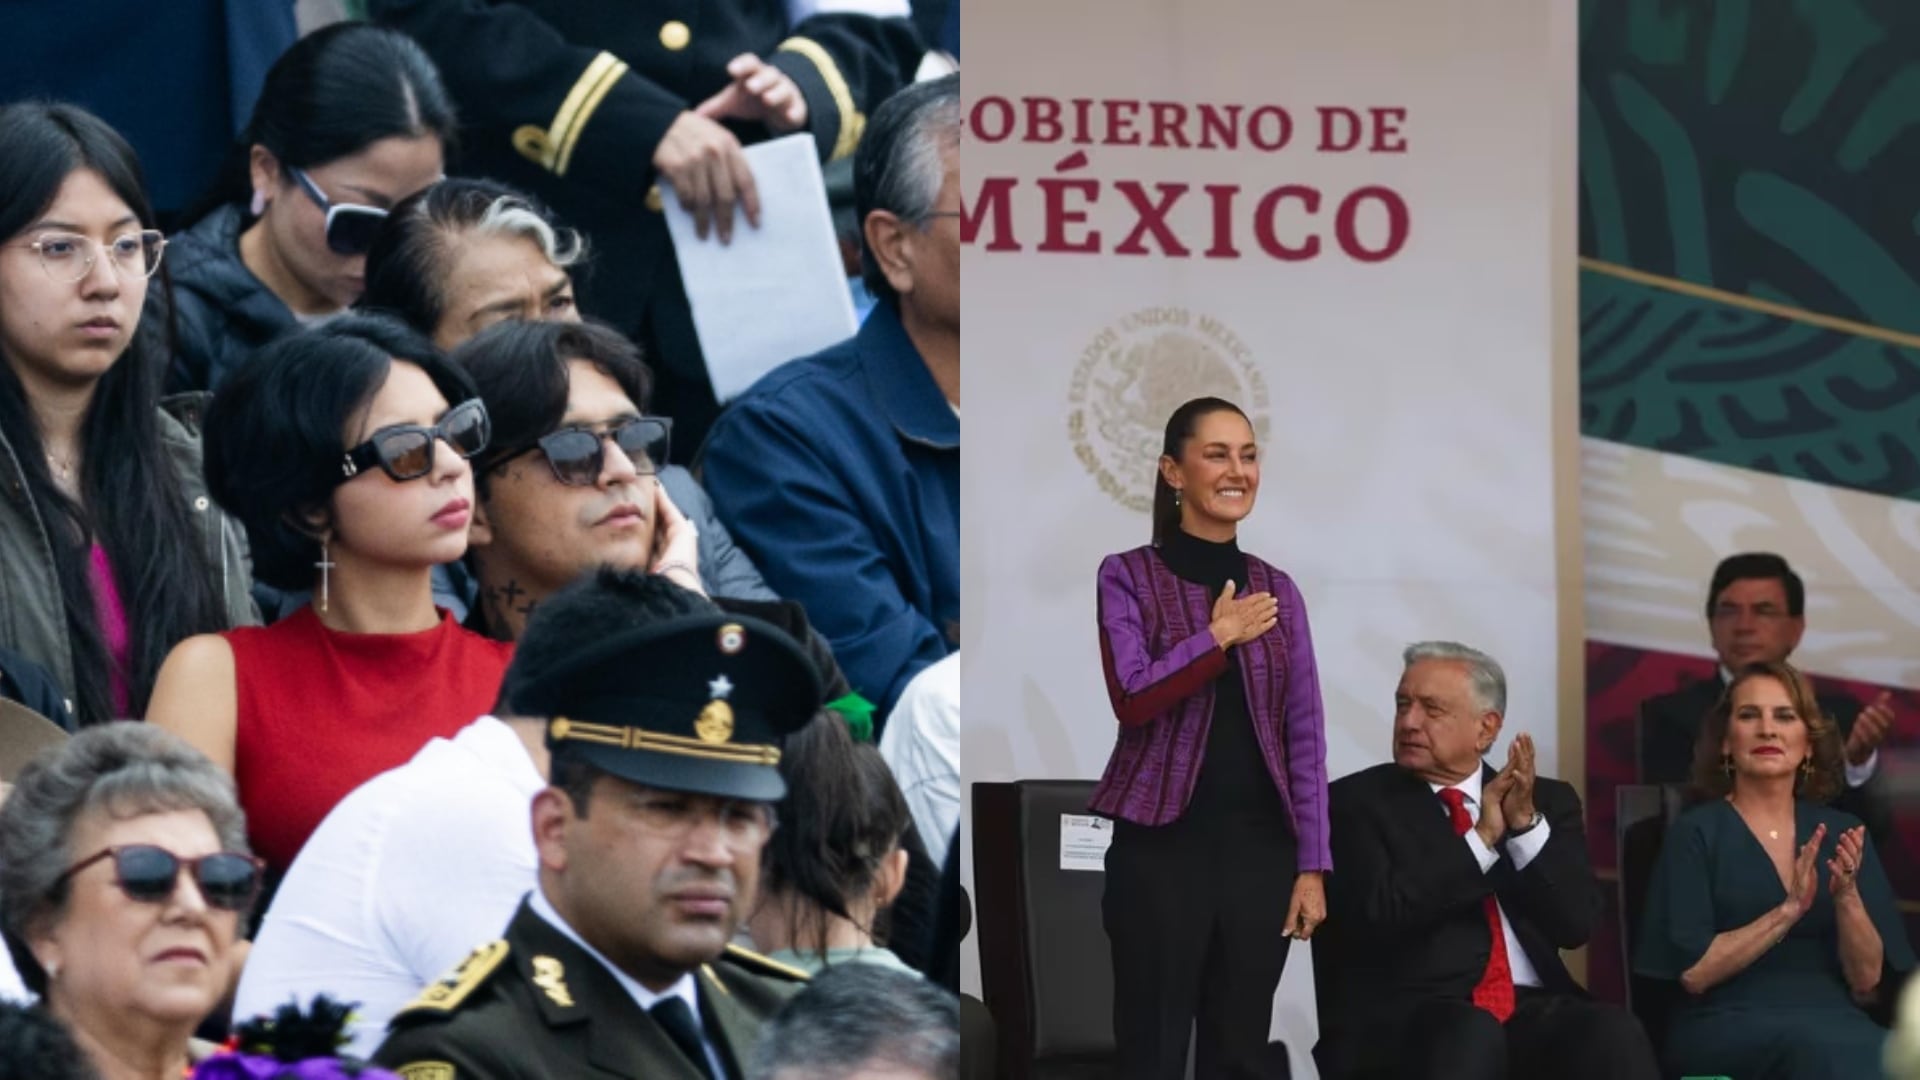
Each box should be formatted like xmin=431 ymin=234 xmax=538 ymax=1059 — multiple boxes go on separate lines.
xmin=192 ymin=1054 xmax=403 ymax=1080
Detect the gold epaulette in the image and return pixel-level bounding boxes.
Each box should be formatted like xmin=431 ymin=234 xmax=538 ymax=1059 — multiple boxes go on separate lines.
xmin=720 ymin=942 xmax=812 ymax=982
xmin=394 ymin=940 xmax=511 ymax=1020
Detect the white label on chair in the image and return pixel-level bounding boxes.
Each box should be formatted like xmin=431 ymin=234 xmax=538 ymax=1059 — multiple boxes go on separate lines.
xmin=1059 ymin=814 xmax=1113 ymax=871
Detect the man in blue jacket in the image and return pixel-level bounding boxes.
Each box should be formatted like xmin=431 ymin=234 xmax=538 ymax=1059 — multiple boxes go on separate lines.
xmin=700 ymin=75 xmax=958 ymax=728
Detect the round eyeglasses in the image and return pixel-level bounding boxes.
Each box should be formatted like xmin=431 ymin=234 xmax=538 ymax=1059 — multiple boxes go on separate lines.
xmin=15 ymin=230 xmax=167 ymax=282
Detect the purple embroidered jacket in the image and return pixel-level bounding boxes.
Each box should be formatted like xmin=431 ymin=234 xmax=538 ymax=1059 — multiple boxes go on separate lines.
xmin=1089 ymin=545 xmax=1332 ymax=871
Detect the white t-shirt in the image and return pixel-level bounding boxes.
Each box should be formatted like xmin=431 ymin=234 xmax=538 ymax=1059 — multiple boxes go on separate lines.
xmin=234 ymin=716 xmax=544 ymax=1057
xmin=880 ymin=653 xmax=960 ymax=868
xmin=0 ymin=946 xmax=26 ymax=1002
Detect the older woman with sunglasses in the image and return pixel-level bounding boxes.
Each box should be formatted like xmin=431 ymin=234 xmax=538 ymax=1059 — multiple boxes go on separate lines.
xmin=147 ymin=316 xmax=512 ymax=877
xmin=0 ymin=722 xmax=264 ymax=1077
xmin=161 ymin=23 xmax=453 ymax=395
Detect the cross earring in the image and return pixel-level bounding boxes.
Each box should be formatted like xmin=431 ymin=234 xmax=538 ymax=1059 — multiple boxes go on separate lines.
xmin=315 ymin=538 xmax=335 ymax=613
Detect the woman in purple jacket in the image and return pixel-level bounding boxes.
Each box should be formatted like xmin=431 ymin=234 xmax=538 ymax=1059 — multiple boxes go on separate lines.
xmin=1092 ymin=396 xmax=1332 ymax=1080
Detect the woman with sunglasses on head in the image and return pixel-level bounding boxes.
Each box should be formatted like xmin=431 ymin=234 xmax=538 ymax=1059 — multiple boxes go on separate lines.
xmin=161 ymin=22 xmax=453 ymax=395
xmin=146 ymin=316 xmax=512 ymax=876
xmin=0 ymin=102 xmax=255 ymax=732
xmin=361 ymin=177 xmax=780 ymax=605
xmin=0 ymin=722 xmax=265 ymax=1077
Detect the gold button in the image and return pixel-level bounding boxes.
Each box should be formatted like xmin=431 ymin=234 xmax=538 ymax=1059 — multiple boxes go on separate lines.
xmin=659 ymin=20 xmax=690 ymax=51
xmin=645 ymin=186 xmax=664 ymax=213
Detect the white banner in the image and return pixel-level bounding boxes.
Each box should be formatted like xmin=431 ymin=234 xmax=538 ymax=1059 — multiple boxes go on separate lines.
xmin=960 ymin=1 xmax=1577 ymax=1073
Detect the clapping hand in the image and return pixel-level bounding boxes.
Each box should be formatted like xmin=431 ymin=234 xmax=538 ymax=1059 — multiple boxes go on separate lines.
xmin=1499 ymin=734 xmax=1538 ymax=832
xmin=1208 ymin=581 xmax=1277 ymax=650
xmin=1845 ymin=692 xmax=1895 ymax=767
xmin=1781 ymin=823 xmax=1827 ymax=919
xmin=1827 ymin=824 xmax=1867 ymax=902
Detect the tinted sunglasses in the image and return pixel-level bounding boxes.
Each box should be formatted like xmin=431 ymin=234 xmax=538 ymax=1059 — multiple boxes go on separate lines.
xmin=500 ymin=416 xmax=671 ymax=486
xmin=288 ymin=166 xmax=389 ymax=256
xmin=56 ymin=844 xmax=264 ymax=912
xmin=342 ymin=398 xmax=492 ymax=483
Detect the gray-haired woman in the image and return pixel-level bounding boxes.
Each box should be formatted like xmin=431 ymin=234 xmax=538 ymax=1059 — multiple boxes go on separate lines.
xmin=0 ymin=723 xmax=262 ymax=1079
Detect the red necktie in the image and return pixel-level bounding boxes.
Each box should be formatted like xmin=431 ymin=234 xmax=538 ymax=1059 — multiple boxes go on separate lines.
xmin=1438 ymin=787 xmax=1516 ymax=1022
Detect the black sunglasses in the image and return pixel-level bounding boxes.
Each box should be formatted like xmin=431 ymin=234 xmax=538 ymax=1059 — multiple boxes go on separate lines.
xmin=56 ymin=844 xmax=264 ymax=912
xmin=498 ymin=416 xmax=671 ymax=486
xmin=342 ymin=398 xmax=492 ymax=483
xmin=288 ymin=166 xmax=390 ymax=256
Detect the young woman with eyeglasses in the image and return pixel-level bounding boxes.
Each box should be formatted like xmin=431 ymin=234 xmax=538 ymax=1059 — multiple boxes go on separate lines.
xmin=0 ymin=102 xmax=256 ymax=731
xmin=146 ymin=316 xmax=513 ymax=876
xmin=161 ymin=22 xmax=453 ymax=395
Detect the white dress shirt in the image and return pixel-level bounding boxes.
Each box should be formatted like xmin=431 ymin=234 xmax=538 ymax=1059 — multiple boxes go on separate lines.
xmin=528 ymin=889 xmax=727 ymax=1080
xmin=1431 ymin=769 xmax=1548 ymax=988
xmin=880 ymin=654 xmax=960 ymax=868
xmin=234 ymin=716 xmax=545 ymax=1057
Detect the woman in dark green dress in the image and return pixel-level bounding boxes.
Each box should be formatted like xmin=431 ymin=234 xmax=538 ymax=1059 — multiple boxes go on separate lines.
xmin=1636 ymin=661 xmax=1914 ymax=1079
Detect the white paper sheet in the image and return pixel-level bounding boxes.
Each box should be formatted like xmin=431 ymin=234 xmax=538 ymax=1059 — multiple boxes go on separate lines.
xmin=660 ymin=133 xmax=859 ymax=402
xmin=1059 ymin=813 xmax=1113 ymax=872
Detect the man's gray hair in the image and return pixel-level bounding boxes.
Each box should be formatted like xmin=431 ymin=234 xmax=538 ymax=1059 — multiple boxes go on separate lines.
xmin=854 ymin=74 xmax=961 ymax=307
xmin=0 ymin=723 xmax=249 ymax=996
xmin=749 ymin=964 xmax=960 ymax=1080
xmin=1403 ymin=641 xmax=1507 ymax=715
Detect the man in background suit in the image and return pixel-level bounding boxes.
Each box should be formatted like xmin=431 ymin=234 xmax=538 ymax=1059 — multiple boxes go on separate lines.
xmin=1638 ymin=553 xmax=1894 ymax=834
xmin=1315 ymin=641 xmax=1657 ymax=1080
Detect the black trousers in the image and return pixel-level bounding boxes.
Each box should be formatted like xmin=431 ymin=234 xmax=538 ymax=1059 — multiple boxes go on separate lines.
xmin=1378 ymin=990 xmax=1659 ymax=1080
xmin=1103 ymin=810 xmax=1297 ymax=1080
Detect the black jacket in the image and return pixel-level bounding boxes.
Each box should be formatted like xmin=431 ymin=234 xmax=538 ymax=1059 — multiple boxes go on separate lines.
xmin=374 ymin=897 xmax=805 ymax=1079
xmin=1316 ymin=763 xmax=1599 ymax=1076
xmin=159 ymin=203 xmax=299 ymax=394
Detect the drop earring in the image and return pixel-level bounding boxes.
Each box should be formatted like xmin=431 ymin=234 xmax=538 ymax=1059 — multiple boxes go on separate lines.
xmin=249 ymin=188 xmax=267 ymax=216
xmin=1173 ymin=488 xmax=1183 ymax=508
xmin=315 ymin=537 xmax=335 ymax=613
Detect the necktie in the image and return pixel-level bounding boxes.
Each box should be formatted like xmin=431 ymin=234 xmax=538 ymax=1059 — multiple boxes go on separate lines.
xmin=1437 ymin=787 xmax=1516 ymax=1022
xmin=650 ymin=996 xmax=719 ymax=1080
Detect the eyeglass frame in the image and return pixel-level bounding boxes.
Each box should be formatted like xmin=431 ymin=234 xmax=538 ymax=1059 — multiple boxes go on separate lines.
xmin=341 ymin=398 xmax=493 ymax=483
xmin=488 ymin=415 xmax=672 ymax=487
xmin=11 ymin=229 xmax=168 ymax=282
xmin=53 ymin=844 xmax=265 ymax=911
xmin=286 ymin=166 xmax=392 ymax=256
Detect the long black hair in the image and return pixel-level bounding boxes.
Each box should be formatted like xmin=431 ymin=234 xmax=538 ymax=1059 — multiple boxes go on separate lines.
xmin=191 ymin=22 xmax=456 ymax=220
xmin=1150 ymin=396 xmax=1249 ymax=546
xmin=202 ymin=315 xmax=477 ymax=592
xmin=763 ymin=715 xmax=915 ymax=961
xmin=0 ymin=102 xmax=229 ymax=726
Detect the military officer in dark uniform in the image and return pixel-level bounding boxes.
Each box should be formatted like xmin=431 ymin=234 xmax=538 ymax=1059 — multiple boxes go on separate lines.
xmin=372 ymin=591 xmax=825 ymax=1079
xmin=369 ymin=0 xmax=924 ymax=461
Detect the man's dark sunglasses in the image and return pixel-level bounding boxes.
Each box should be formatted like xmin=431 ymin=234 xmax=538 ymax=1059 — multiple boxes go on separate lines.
xmin=56 ymin=844 xmax=264 ymax=912
xmin=342 ymin=398 xmax=492 ymax=482
xmin=497 ymin=416 xmax=671 ymax=486
xmin=288 ymin=166 xmax=389 ymax=256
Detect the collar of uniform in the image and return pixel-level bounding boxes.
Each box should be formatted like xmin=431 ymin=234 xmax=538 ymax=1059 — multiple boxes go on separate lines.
xmin=528 ymin=887 xmax=701 ymax=1017
xmin=859 ymin=302 xmax=957 ymax=450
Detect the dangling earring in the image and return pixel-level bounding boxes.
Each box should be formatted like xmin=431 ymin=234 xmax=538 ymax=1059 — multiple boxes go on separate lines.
xmin=1721 ymin=753 xmax=1734 ymax=776
xmin=249 ymin=188 xmax=267 ymax=216
xmin=1800 ymin=756 xmax=1814 ymax=778
xmin=1172 ymin=488 xmax=1183 ymax=509
xmin=315 ymin=537 xmax=335 ymax=613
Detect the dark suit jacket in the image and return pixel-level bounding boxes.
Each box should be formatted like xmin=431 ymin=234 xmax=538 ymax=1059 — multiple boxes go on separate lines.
xmin=373 ymin=898 xmax=804 ymax=1079
xmin=1315 ymin=763 xmax=1599 ymax=1077
xmin=1637 ymin=675 xmax=1890 ymax=842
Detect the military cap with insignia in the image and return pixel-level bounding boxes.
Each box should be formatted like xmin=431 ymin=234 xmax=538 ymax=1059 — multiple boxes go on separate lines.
xmin=510 ymin=611 xmax=822 ymax=802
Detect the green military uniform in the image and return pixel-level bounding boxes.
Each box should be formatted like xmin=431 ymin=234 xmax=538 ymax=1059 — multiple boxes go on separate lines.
xmin=368 ymin=0 xmax=923 ymax=461
xmin=373 ymin=898 xmax=806 ymax=1080
xmin=371 ymin=606 xmax=825 ymax=1080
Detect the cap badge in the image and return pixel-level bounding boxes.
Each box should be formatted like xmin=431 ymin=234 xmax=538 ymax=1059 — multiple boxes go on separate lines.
xmin=697 ymin=674 xmax=736 ymax=744
xmin=718 ymin=623 xmax=746 ymax=655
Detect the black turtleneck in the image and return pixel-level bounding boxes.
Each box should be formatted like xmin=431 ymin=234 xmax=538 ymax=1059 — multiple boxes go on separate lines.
xmin=1156 ymin=528 xmax=1284 ymax=820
